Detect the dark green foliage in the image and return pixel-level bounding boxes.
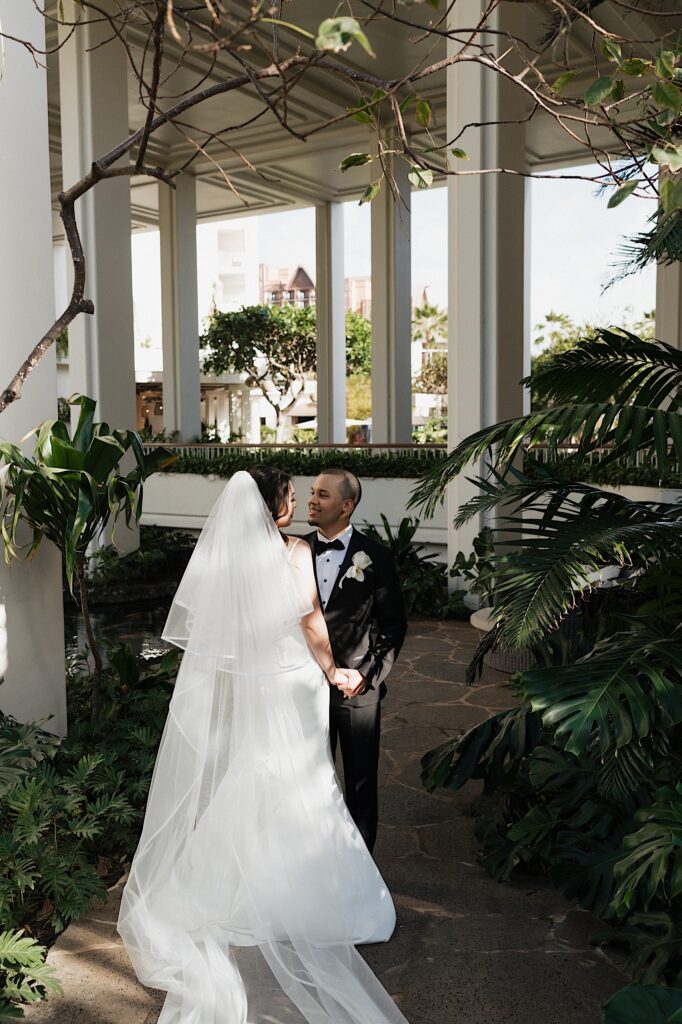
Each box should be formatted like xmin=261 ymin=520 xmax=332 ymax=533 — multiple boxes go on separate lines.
xmin=87 ymin=526 xmax=195 ymax=590
xmin=0 ymin=395 xmax=174 ymax=594
xmin=362 ymin=515 xmax=463 ymax=618
xmin=602 ymin=982 xmax=682 ymax=1024
xmin=416 ymin=327 xmax=682 ymax=999
xmin=449 ymin=527 xmax=495 ymax=606
xmin=0 ymin=646 xmax=178 ymax=945
xmin=161 ymin=447 xmax=446 ymax=480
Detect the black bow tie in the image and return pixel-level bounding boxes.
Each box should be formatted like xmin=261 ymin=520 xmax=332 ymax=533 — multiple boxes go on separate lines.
xmin=315 ymin=538 xmax=345 ymax=554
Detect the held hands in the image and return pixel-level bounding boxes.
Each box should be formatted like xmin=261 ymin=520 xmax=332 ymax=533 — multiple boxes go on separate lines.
xmin=330 ymin=667 xmax=366 ymax=699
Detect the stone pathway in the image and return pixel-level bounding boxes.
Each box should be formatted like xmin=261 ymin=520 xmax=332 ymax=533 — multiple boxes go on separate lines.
xmin=25 ymin=620 xmax=626 ymax=1024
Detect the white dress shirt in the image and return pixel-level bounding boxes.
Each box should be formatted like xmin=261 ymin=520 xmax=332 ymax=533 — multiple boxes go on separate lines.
xmin=315 ymin=525 xmax=353 ymax=609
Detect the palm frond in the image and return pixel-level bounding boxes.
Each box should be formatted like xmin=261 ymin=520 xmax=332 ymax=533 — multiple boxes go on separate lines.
xmin=410 ymin=331 xmax=682 ymax=517
xmin=529 ymin=332 xmax=682 ymax=410
xmin=472 ymin=481 xmax=682 ymax=647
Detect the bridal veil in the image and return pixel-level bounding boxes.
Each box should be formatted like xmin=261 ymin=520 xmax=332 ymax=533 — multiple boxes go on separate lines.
xmin=117 ymin=471 xmax=409 ymax=1024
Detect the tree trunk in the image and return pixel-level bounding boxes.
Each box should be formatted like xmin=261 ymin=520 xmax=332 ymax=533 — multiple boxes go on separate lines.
xmin=75 ymin=562 xmax=103 ymax=727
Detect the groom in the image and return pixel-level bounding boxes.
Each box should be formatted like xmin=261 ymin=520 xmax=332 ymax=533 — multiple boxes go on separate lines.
xmin=306 ymin=469 xmax=407 ymax=853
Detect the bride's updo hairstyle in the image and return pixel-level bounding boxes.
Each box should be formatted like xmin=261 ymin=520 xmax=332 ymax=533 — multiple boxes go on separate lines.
xmin=248 ymin=465 xmax=291 ymax=521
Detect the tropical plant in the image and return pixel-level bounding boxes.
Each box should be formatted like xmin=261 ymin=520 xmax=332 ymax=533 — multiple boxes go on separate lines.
xmin=413 ymin=328 xmax=682 ymax=998
xmin=0 ymin=394 xmax=174 ymax=722
xmin=602 ymin=982 xmax=682 ymax=1024
xmin=363 ymin=515 xmax=463 ymax=618
xmin=531 ymin=311 xmax=656 ymax=407
xmin=412 ymin=301 xmax=447 ymax=350
xmin=449 ymin=527 xmax=496 ymax=608
xmin=0 ymin=930 xmax=61 ymax=1020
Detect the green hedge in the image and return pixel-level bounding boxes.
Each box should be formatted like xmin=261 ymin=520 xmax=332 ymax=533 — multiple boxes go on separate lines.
xmin=526 ymin=456 xmax=682 ymax=490
xmin=160 ymin=449 xmax=682 ymax=489
xmin=160 ymin=448 xmax=446 ymax=479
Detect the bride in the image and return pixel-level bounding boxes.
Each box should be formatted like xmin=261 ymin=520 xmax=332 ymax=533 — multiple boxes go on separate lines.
xmin=117 ymin=468 xmax=410 ymax=1024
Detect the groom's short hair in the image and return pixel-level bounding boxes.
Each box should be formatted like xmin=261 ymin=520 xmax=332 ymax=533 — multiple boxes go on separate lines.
xmin=325 ymin=468 xmax=362 ymax=511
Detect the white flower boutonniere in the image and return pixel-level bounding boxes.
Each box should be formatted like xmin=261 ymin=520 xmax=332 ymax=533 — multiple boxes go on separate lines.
xmin=339 ymin=551 xmax=373 ymax=589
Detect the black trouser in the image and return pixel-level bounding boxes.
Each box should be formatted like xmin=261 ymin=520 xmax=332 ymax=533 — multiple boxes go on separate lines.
xmin=330 ymin=699 xmax=381 ymax=853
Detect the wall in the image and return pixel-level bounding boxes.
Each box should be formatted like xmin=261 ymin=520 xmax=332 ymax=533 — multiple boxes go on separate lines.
xmin=140 ymin=473 xmax=448 ymax=556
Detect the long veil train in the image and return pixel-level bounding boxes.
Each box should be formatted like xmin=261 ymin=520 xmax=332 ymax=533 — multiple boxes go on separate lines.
xmin=117 ymin=471 xmax=410 ymax=1024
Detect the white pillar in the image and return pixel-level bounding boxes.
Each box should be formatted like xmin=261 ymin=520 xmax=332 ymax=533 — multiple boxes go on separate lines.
xmin=58 ymin=2 xmax=137 ymax=433
xmin=58 ymin=2 xmax=139 ymax=554
xmin=315 ymin=203 xmax=347 ymax=444
xmin=159 ymin=176 xmax=202 ymax=440
xmin=371 ymin=161 xmax=412 ymax=443
xmin=446 ymin=1 xmax=527 ymax=569
xmin=0 ymin=1 xmax=67 ymax=734
xmin=655 ymin=261 xmax=682 ymax=347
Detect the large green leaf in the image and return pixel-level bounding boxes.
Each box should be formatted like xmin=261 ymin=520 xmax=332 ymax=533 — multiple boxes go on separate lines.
xmin=49 ymin=436 xmax=84 ymax=471
xmin=421 ymin=704 xmax=543 ymax=794
xmin=83 ymin=435 xmax=125 ymax=482
xmin=410 ymin=331 xmax=682 ymax=517
xmin=468 ymin=477 xmax=682 ymax=647
xmin=612 ymin=784 xmax=682 ymax=911
xmin=70 ymin=395 xmax=97 ymax=453
xmin=550 ymin=832 xmax=625 ymax=918
xmin=603 ymin=983 xmax=682 ymax=1024
xmin=523 ymin=638 xmax=682 ymax=756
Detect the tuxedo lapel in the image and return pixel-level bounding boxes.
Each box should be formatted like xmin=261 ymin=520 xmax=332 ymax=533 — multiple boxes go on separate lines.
xmin=326 ymin=529 xmax=363 ymax=608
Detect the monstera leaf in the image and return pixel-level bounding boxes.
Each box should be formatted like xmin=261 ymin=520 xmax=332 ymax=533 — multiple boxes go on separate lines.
xmin=611 ymin=785 xmax=682 ymax=912
xmin=522 ymin=637 xmax=682 ymax=757
xmin=603 ymin=983 xmax=682 ymax=1023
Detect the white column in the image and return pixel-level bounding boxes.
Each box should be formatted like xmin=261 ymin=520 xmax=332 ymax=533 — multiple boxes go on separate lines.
xmin=0 ymin=1 xmax=67 ymax=734
xmin=371 ymin=160 xmax=413 ymax=443
xmin=159 ymin=176 xmax=202 ymax=440
xmin=315 ymin=203 xmax=347 ymax=444
xmin=58 ymin=2 xmax=137 ymax=433
xmin=655 ymin=261 xmax=682 ymax=348
xmin=446 ymin=1 xmax=527 ymax=570
xmin=59 ymin=2 xmax=139 ymax=554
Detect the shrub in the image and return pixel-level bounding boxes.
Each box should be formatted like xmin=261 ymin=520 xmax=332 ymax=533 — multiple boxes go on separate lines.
xmin=0 ymin=929 xmax=61 ymax=1020
xmin=160 ymin=447 xmax=446 ymax=480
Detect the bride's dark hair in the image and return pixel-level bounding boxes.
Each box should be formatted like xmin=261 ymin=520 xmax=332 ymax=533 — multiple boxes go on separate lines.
xmin=248 ymin=465 xmax=292 ymax=521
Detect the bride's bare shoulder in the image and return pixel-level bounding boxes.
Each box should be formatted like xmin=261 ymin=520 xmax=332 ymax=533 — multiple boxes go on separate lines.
xmin=285 ymin=536 xmax=313 ymax=569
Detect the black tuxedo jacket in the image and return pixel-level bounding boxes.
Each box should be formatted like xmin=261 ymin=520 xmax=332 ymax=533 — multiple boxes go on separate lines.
xmin=305 ymin=529 xmax=407 ymax=708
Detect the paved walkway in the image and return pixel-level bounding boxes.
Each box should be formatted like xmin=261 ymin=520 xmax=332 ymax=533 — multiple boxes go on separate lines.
xmin=26 ymin=620 xmax=626 ymax=1024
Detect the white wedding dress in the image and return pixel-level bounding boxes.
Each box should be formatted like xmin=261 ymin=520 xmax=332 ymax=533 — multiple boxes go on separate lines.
xmin=117 ymin=472 xmax=409 ymax=1024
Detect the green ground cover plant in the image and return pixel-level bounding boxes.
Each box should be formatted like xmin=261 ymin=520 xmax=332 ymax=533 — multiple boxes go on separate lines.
xmin=0 ymin=645 xmax=179 ymax=1015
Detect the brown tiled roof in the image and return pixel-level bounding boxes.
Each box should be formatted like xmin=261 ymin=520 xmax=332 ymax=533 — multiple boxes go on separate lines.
xmin=287 ymin=266 xmax=315 ymax=291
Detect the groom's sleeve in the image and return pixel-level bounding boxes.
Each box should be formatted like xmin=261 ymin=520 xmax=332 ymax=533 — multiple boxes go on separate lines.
xmin=356 ymin=546 xmax=407 ymax=692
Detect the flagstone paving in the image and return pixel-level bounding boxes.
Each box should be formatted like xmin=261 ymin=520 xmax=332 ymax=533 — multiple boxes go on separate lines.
xmin=25 ymin=619 xmax=626 ymax=1024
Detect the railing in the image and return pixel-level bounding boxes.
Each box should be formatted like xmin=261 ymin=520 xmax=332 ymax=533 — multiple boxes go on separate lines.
xmin=528 ymin=444 xmax=677 ymax=470
xmin=142 ymin=442 xmax=448 ymax=462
